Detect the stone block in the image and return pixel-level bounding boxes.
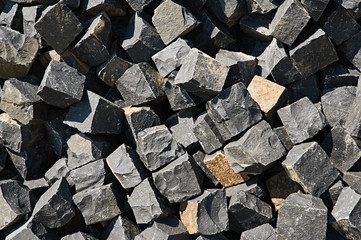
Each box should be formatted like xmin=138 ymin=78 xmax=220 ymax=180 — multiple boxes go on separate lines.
xmin=336 ymin=0 xmax=361 ymax=18
xmin=345 ymin=78 xmax=361 ymax=138
xmin=239 ymin=12 xmax=273 ymax=41
xmin=246 ymin=0 xmax=277 ymax=14
xmin=287 ymin=75 xmax=320 ymax=103
xmin=321 ymin=63 xmax=359 ymax=90
xmin=300 ymin=0 xmax=329 ymax=21
xmin=205 ymin=0 xmax=247 ymax=26
xmin=240 ymin=223 xmax=276 ymax=240
xmin=100 ymin=215 xmax=141 ymax=240
xmin=81 ymin=0 xmax=126 ymax=16
xmin=225 ymin=177 xmax=267 ymax=199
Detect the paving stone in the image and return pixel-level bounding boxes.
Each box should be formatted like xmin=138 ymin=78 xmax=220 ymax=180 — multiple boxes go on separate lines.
xmin=224 ymin=120 xmax=286 ymax=174
xmin=277 ymin=193 xmax=328 ymax=240
xmin=273 ymin=126 xmax=294 ymax=151
xmin=64 ymin=90 xmax=124 ymax=134
xmin=265 ymin=170 xmax=300 ymax=210
xmin=7 ymin=140 xmax=56 ymax=180
xmin=100 ymin=215 xmax=141 ymax=240
xmin=61 ymin=232 xmax=98 ymax=240
xmin=66 ymin=133 xmax=114 ymax=170
xmin=240 ymin=223 xmax=276 ymax=240
xmin=239 ymin=12 xmax=273 ymax=41
xmin=205 ymin=0 xmax=247 ymax=27
xmin=287 ymin=75 xmax=320 ymax=103
xmin=277 ymin=97 xmax=327 ymax=144
xmin=282 ymin=141 xmax=340 ymax=196
xmin=225 ymin=177 xmax=267 ymax=199
xmin=106 ymin=144 xmax=146 ymax=190
xmin=0 ymin=180 xmax=34 ymax=230
xmin=165 ymin=110 xmax=198 ymax=149
xmin=125 ymin=0 xmax=152 ymax=12
xmin=73 ymin=183 xmax=122 ymax=225
xmin=246 ymin=0 xmax=277 ymax=14
xmin=37 ymin=60 xmax=85 ymax=108
xmin=215 ymin=49 xmax=257 ymax=87
xmin=345 ymin=79 xmax=361 ymax=138
xmin=34 ymin=1 xmax=82 ymax=53
xmin=135 ymin=216 xmax=188 ymax=240
xmin=0 ymin=1 xmax=22 ymax=31
xmin=203 ymin=151 xmax=249 ymax=187
xmin=137 ymin=125 xmax=185 ymax=171
xmin=342 ymin=172 xmax=361 ymax=194
xmin=5 ymin=216 xmax=55 ymax=240
xmin=180 ymin=189 xmax=229 ymax=235
xmin=123 ymin=106 xmax=161 ymax=147
xmin=337 ymin=0 xmax=361 ymax=18
xmin=72 ymin=12 xmax=111 ymax=67
xmin=121 ymin=13 xmax=165 ymax=63
xmin=0 ymin=113 xmax=44 ymax=153
xmin=128 ymin=178 xmax=173 ymax=225
xmin=81 ymin=0 xmax=126 ymax=16
xmin=44 ymin=158 xmax=72 ymax=186
xmin=270 ymin=0 xmax=310 ymax=45
xmin=289 ymin=29 xmax=338 ymax=78
xmin=321 ymin=63 xmax=360 ymax=90
xmin=115 ymin=63 xmax=165 ymax=106
xmin=192 ymin=150 xmax=220 ymax=186
xmin=174 ymin=48 xmax=229 ymax=96
xmin=228 ymin=190 xmax=272 ymax=232
xmin=328 ymin=180 xmax=345 ymax=205
xmin=152 ymin=38 xmax=192 ymax=78
xmin=300 ymin=0 xmax=329 ymax=21
xmin=32 ymin=178 xmax=76 ymax=229
xmin=321 ymin=86 xmax=356 ymax=127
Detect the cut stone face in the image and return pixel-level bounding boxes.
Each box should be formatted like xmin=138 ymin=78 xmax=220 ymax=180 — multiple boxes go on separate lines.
xmin=282 ymin=141 xmax=340 ymax=197
xmin=300 ymin=0 xmax=329 ymax=21
xmin=339 ymin=32 xmax=361 ymax=72
xmin=274 ymin=126 xmax=294 ymax=151
xmin=205 ymin=0 xmax=246 ymax=27
xmin=277 ymin=97 xmax=327 ymax=144
xmin=240 ymin=223 xmax=276 ymax=240
xmin=192 ymin=150 xmax=220 ymax=187
xmin=100 ymin=215 xmax=141 ymax=240
xmin=277 ymin=193 xmax=328 ymax=240
xmin=81 ymin=0 xmax=126 ymax=16
xmin=44 ymin=158 xmax=72 ymax=186
xmin=34 ymin=1 xmax=82 ymax=53
xmin=224 ymin=120 xmax=286 ymax=174
xmin=179 ymin=189 xmax=229 ymax=235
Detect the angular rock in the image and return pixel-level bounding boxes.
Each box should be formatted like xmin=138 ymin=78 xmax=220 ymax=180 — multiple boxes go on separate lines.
xmin=44 ymin=158 xmax=72 ymax=186
xmin=239 ymin=12 xmax=273 ymax=41
xmin=289 ymin=29 xmax=338 ymax=78
xmin=37 ymin=60 xmax=85 ymax=108
xmin=343 ymin=172 xmax=361 ymax=194
xmin=345 ymin=78 xmax=361 ymax=138
xmin=321 ymin=63 xmax=360 ymax=90
xmin=32 ymin=178 xmax=76 ymax=229
xmin=64 ymin=90 xmax=124 ymax=134
xmin=224 ymin=120 xmax=286 ymax=174
xmin=128 ymin=178 xmax=172 ymax=225
xmin=225 ymin=177 xmax=267 ymax=199
xmin=277 ymin=193 xmax=328 ymax=240
xmin=34 ymin=1 xmax=82 ymax=53
xmin=240 ymin=223 xmax=276 ymax=240
xmin=338 ymin=31 xmax=361 ymax=71
xmin=215 ymin=49 xmax=257 ymax=87
xmin=22 ymin=5 xmax=45 ymax=41
xmin=121 ymin=13 xmax=165 ymax=63
xmin=300 ymin=0 xmax=329 ymax=21
xmin=0 ymin=180 xmax=33 ymax=230
xmin=203 ymin=151 xmax=249 ymax=187
xmin=72 ymin=12 xmax=111 ymax=67
xmin=0 ymin=1 xmax=22 ymax=31
xmin=282 ymin=141 xmax=340 ymax=196
xmin=81 ymin=0 xmax=126 ymax=16
xmin=274 ymin=126 xmax=294 ymax=151
xmin=321 ymin=86 xmax=356 ymax=127
xmin=5 ymin=216 xmax=55 ymax=240
xmin=180 ymin=189 xmax=229 ymax=235
xmin=246 ymin=0 xmax=277 ymax=14
xmin=106 ymin=144 xmax=146 ymax=190
xmin=277 ymin=97 xmax=327 ymax=144
xmin=270 ymin=0 xmax=310 ymax=45
xmin=100 ymin=215 xmax=141 ymax=240
xmin=125 ymin=0 xmax=152 ymax=12
xmin=61 ymin=232 xmax=97 ymax=240
xmin=73 ymin=183 xmax=122 ymax=225
xmin=116 ymin=63 xmax=165 ymax=106
xmin=228 ymin=190 xmax=272 ymax=232
xmin=23 ymin=178 xmax=49 ymax=200
xmin=337 ymin=0 xmax=361 ymax=18
xmin=152 ymin=38 xmax=192 ymax=77
xmin=328 ymin=180 xmax=345 ymax=205
xmin=205 ymin=0 xmax=247 ymax=27
xmin=192 ymin=150 xmax=220 ymax=186
xmin=287 ymin=75 xmax=320 ymax=103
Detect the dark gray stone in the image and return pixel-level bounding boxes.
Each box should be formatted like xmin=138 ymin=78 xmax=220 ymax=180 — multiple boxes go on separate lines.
xmin=115 ymin=63 xmax=165 ymax=106
xmin=274 ymin=126 xmax=294 ymax=151
xmin=0 ymin=1 xmax=22 ymax=31
xmin=152 ymin=38 xmax=192 ymax=78
xmin=225 ymin=177 xmax=267 ymax=199
xmin=215 ymin=49 xmax=257 ymax=87
xmin=106 ymin=144 xmax=146 ymax=190
xmin=240 ymin=223 xmax=276 ymax=240
xmin=246 ymin=0 xmax=277 ymax=14
xmin=205 ymin=0 xmax=247 ymax=27
xmin=192 ymin=150 xmax=220 ymax=186
xmin=153 ymin=154 xmax=202 ymax=203
xmin=282 ymin=141 xmax=340 ymax=196
xmin=128 ymin=178 xmax=173 ymax=225
xmin=121 ymin=13 xmax=165 ymax=63
xmin=337 ymin=0 xmax=361 ymax=18
xmin=179 ymin=189 xmax=229 ymax=235
xmin=300 ymin=0 xmax=329 ymax=21
xmin=125 ymin=0 xmax=152 ymax=12
xmin=228 ymin=190 xmax=272 ymax=233
xmin=330 ymin=186 xmax=361 ymax=239
xmin=81 ymin=0 xmax=126 ymax=16
xmin=287 ymin=75 xmax=320 ymax=103
xmin=35 ymin=1 xmax=82 ymax=53
xmin=176 ymin=0 xmax=206 ymax=14
xmin=64 ymin=0 xmax=81 ymax=9
xmin=165 ymin=110 xmax=198 ymax=149
xmin=277 ymin=193 xmax=328 ymax=240
xmin=137 ymin=125 xmax=185 ymax=171
xmin=224 ymin=120 xmax=286 ymax=174
xmin=270 ymin=0 xmax=310 ymax=45
xmin=328 ymin=180 xmax=345 ymax=205
xmin=321 ymin=86 xmax=356 ymax=127
xmin=135 ymin=216 xmax=188 ymax=240
xmin=345 ymin=78 xmax=361 ymax=138
xmin=318 ymin=3 xmax=361 ymax=45
xmin=22 ymin=178 xmax=49 ymax=200
xmin=343 ymin=172 xmax=361 ymax=194
xmin=338 ymin=32 xmax=361 ymax=71
xmin=32 ymin=178 xmax=76 ymax=229
xmin=100 ymin=215 xmax=141 ymax=240
xmin=239 ymin=12 xmax=273 ymax=41
xmin=73 ymin=183 xmax=122 ymax=225
xmin=44 ymin=158 xmax=72 ymax=186
xmin=37 ymin=60 xmax=85 ymax=108
xmin=0 ymin=144 xmax=6 ymax=173
xmin=289 ymin=29 xmax=338 ymax=78
xmin=0 ymin=78 xmax=47 ymax=125
xmin=0 ymin=180 xmax=33 ymax=230
xmin=64 ymin=90 xmax=124 ymax=134
xmin=61 ymin=232 xmax=97 ymax=240
xmin=321 ymin=63 xmax=360 ymax=90
xmin=277 ymin=97 xmax=327 ymax=144
xmin=72 ymin=12 xmax=111 ymax=67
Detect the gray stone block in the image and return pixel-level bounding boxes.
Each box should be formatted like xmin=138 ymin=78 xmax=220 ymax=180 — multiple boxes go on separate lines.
xmin=44 ymin=158 xmax=72 ymax=186
xmin=100 ymin=215 xmax=141 ymax=240
xmin=338 ymin=32 xmax=361 ymax=72
xmin=300 ymin=0 xmax=329 ymax=21
xmin=225 ymin=177 xmax=267 ymax=199
xmin=345 ymin=78 xmax=361 ymax=138
xmin=343 ymin=172 xmax=361 ymax=194
xmin=328 ymin=180 xmax=345 ymax=205
xmin=240 ymin=223 xmax=276 ymax=240
xmin=81 ymin=0 xmax=126 ymax=16
xmin=192 ymin=150 xmax=220 ymax=186
xmin=22 ymin=177 xmax=49 ymax=200
xmin=5 ymin=216 xmax=55 ymax=240
xmin=205 ymin=0 xmax=247 ymax=26
xmin=246 ymin=0 xmax=277 ymax=14
xmin=124 ymin=0 xmax=152 ymax=12
xmin=273 ymin=126 xmax=293 ymax=151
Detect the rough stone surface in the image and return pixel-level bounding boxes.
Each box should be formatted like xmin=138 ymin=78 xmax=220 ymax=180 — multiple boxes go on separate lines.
xmin=100 ymin=215 xmax=141 ymax=240
xmin=240 ymin=223 xmax=276 ymax=240
xmin=282 ymin=141 xmax=340 ymax=197
xmin=81 ymin=0 xmax=126 ymax=17
xmin=300 ymin=0 xmax=329 ymax=21
xmin=345 ymin=78 xmax=361 ymax=138
xmin=205 ymin=0 xmax=246 ymax=27
xmin=287 ymin=75 xmax=320 ymax=103
xmin=239 ymin=12 xmax=273 ymax=41
xmin=246 ymin=0 xmax=277 ymax=14
xmin=273 ymin=126 xmax=294 ymax=151
xmin=125 ymin=0 xmax=152 ymax=12
xmin=44 ymin=158 xmax=72 ymax=186
xmin=337 ymin=0 xmax=361 ymax=18
xmin=328 ymin=180 xmax=345 ymax=205
xmin=277 ymin=193 xmax=328 ymax=240
xmin=192 ymin=150 xmax=220 ymax=187
xmin=225 ymin=177 xmax=267 ymax=200
xmin=321 ymin=63 xmax=360 ymax=90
